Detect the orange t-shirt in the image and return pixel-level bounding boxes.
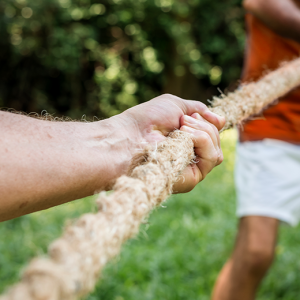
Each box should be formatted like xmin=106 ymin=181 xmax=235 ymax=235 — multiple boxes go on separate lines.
xmin=240 ymin=13 xmax=300 ymax=143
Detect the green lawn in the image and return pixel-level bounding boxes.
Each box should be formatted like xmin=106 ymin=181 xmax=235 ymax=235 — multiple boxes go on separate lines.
xmin=1 ymin=129 xmax=300 ymax=299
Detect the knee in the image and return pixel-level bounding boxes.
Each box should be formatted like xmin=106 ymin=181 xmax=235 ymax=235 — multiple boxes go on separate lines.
xmin=243 ymin=244 xmax=275 ymax=275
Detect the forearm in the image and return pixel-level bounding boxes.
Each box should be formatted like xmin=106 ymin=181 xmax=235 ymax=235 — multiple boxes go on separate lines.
xmin=0 ymin=112 xmax=136 ymax=221
xmin=0 ymin=95 xmax=225 ymax=221
xmin=244 ymin=0 xmax=300 ymax=43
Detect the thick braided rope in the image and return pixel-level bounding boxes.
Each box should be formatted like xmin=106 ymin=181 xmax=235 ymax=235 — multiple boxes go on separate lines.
xmin=1 ymin=58 xmax=300 ymax=300
xmin=0 ymin=131 xmax=195 ymax=300
xmin=211 ymin=58 xmax=300 ymax=130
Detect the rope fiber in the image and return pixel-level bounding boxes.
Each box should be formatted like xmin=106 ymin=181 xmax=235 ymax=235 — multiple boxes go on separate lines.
xmin=1 ymin=58 xmax=300 ymax=300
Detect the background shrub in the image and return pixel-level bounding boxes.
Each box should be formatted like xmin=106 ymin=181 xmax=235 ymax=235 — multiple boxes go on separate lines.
xmin=0 ymin=0 xmax=244 ymax=118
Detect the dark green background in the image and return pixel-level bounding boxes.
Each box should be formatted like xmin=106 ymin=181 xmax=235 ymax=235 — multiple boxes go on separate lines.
xmin=0 ymin=0 xmax=244 ymax=118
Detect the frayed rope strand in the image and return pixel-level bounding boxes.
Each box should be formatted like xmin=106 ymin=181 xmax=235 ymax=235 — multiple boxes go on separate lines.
xmin=2 ymin=58 xmax=300 ymax=300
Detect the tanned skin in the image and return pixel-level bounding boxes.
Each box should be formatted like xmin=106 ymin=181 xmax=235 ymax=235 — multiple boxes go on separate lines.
xmin=212 ymin=1 xmax=300 ymax=299
xmin=0 ymin=94 xmax=225 ymax=221
xmin=212 ymin=217 xmax=279 ymax=300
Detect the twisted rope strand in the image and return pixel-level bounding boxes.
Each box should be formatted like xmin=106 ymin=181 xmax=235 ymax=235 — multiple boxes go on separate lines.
xmin=2 ymin=58 xmax=300 ymax=300
xmin=0 ymin=131 xmax=195 ymax=300
xmin=211 ymin=58 xmax=300 ymax=130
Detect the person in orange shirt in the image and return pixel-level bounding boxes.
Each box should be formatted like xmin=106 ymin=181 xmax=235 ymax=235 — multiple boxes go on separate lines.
xmin=212 ymin=0 xmax=300 ymax=299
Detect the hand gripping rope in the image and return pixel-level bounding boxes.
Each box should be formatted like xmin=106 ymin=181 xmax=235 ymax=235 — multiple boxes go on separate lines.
xmin=1 ymin=58 xmax=300 ymax=300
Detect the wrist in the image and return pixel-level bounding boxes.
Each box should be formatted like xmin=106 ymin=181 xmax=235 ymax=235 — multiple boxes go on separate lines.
xmin=87 ymin=113 xmax=141 ymax=191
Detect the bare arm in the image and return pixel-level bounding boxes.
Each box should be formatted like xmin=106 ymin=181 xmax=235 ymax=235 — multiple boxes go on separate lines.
xmin=243 ymin=0 xmax=300 ymax=43
xmin=0 ymin=94 xmax=225 ymax=221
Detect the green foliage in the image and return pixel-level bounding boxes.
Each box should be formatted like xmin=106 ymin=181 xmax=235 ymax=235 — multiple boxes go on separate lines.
xmin=0 ymin=0 xmax=244 ymax=118
xmin=1 ymin=131 xmax=300 ymax=299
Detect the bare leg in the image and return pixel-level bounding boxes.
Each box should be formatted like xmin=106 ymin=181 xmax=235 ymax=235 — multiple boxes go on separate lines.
xmin=211 ymin=216 xmax=279 ymax=300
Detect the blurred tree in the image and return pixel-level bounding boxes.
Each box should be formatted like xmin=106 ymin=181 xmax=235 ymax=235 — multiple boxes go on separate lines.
xmin=0 ymin=0 xmax=244 ymax=118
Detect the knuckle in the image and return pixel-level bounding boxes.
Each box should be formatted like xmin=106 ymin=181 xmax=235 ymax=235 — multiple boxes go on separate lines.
xmin=181 ymin=117 xmax=189 ymax=126
xmin=203 ymin=104 xmax=209 ymax=111
xmin=218 ymin=151 xmax=224 ymax=164
xmin=212 ymin=123 xmax=219 ymax=134
xmin=197 ymin=131 xmax=211 ymax=144
xmin=198 ymin=101 xmax=206 ymax=109
xmin=211 ymin=151 xmax=219 ymax=163
xmin=202 ymin=121 xmax=213 ymax=133
xmin=162 ymin=93 xmax=173 ymax=97
xmin=162 ymin=93 xmax=181 ymax=100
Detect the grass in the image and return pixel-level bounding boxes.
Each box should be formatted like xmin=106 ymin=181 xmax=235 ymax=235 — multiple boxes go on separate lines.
xmin=1 ymin=129 xmax=300 ymax=299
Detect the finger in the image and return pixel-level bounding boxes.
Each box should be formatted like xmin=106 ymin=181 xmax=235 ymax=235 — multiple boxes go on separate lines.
xmin=217 ymin=149 xmax=224 ymax=166
xmin=202 ymin=109 xmax=226 ymax=132
xmin=180 ymin=125 xmax=219 ymax=161
xmin=189 ymin=116 xmax=223 ymax=166
xmin=180 ymin=126 xmax=222 ymax=177
xmin=180 ymin=117 xmax=223 ymax=166
xmin=195 ymin=157 xmax=217 ymax=179
xmin=155 ymin=95 xmax=225 ymax=131
xmin=190 ymin=113 xmax=221 ymax=148
xmin=180 ymin=99 xmax=226 ymax=131
xmin=180 ymin=115 xmax=219 ymax=149
xmin=193 ymin=129 xmax=223 ymax=169
xmin=196 ymin=146 xmax=223 ymax=175
xmin=172 ymin=164 xmax=202 ymax=194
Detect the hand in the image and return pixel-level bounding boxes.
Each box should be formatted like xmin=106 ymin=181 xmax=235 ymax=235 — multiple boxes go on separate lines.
xmin=0 ymin=95 xmax=224 ymax=220
xmin=174 ymin=113 xmax=224 ymax=193
xmin=117 ymin=94 xmax=225 ymax=193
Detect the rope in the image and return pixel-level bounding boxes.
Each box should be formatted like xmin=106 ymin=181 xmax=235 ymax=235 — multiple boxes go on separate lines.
xmin=1 ymin=57 xmax=300 ymax=300
xmin=211 ymin=59 xmax=300 ymax=129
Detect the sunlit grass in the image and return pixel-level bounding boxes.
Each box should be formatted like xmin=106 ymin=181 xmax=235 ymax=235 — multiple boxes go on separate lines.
xmin=1 ymin=129 xmax=300 ymax=299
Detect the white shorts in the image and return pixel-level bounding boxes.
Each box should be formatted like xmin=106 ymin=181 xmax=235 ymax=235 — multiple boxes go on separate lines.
xmin=235 ymin=139 xmax=300 ymax=226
